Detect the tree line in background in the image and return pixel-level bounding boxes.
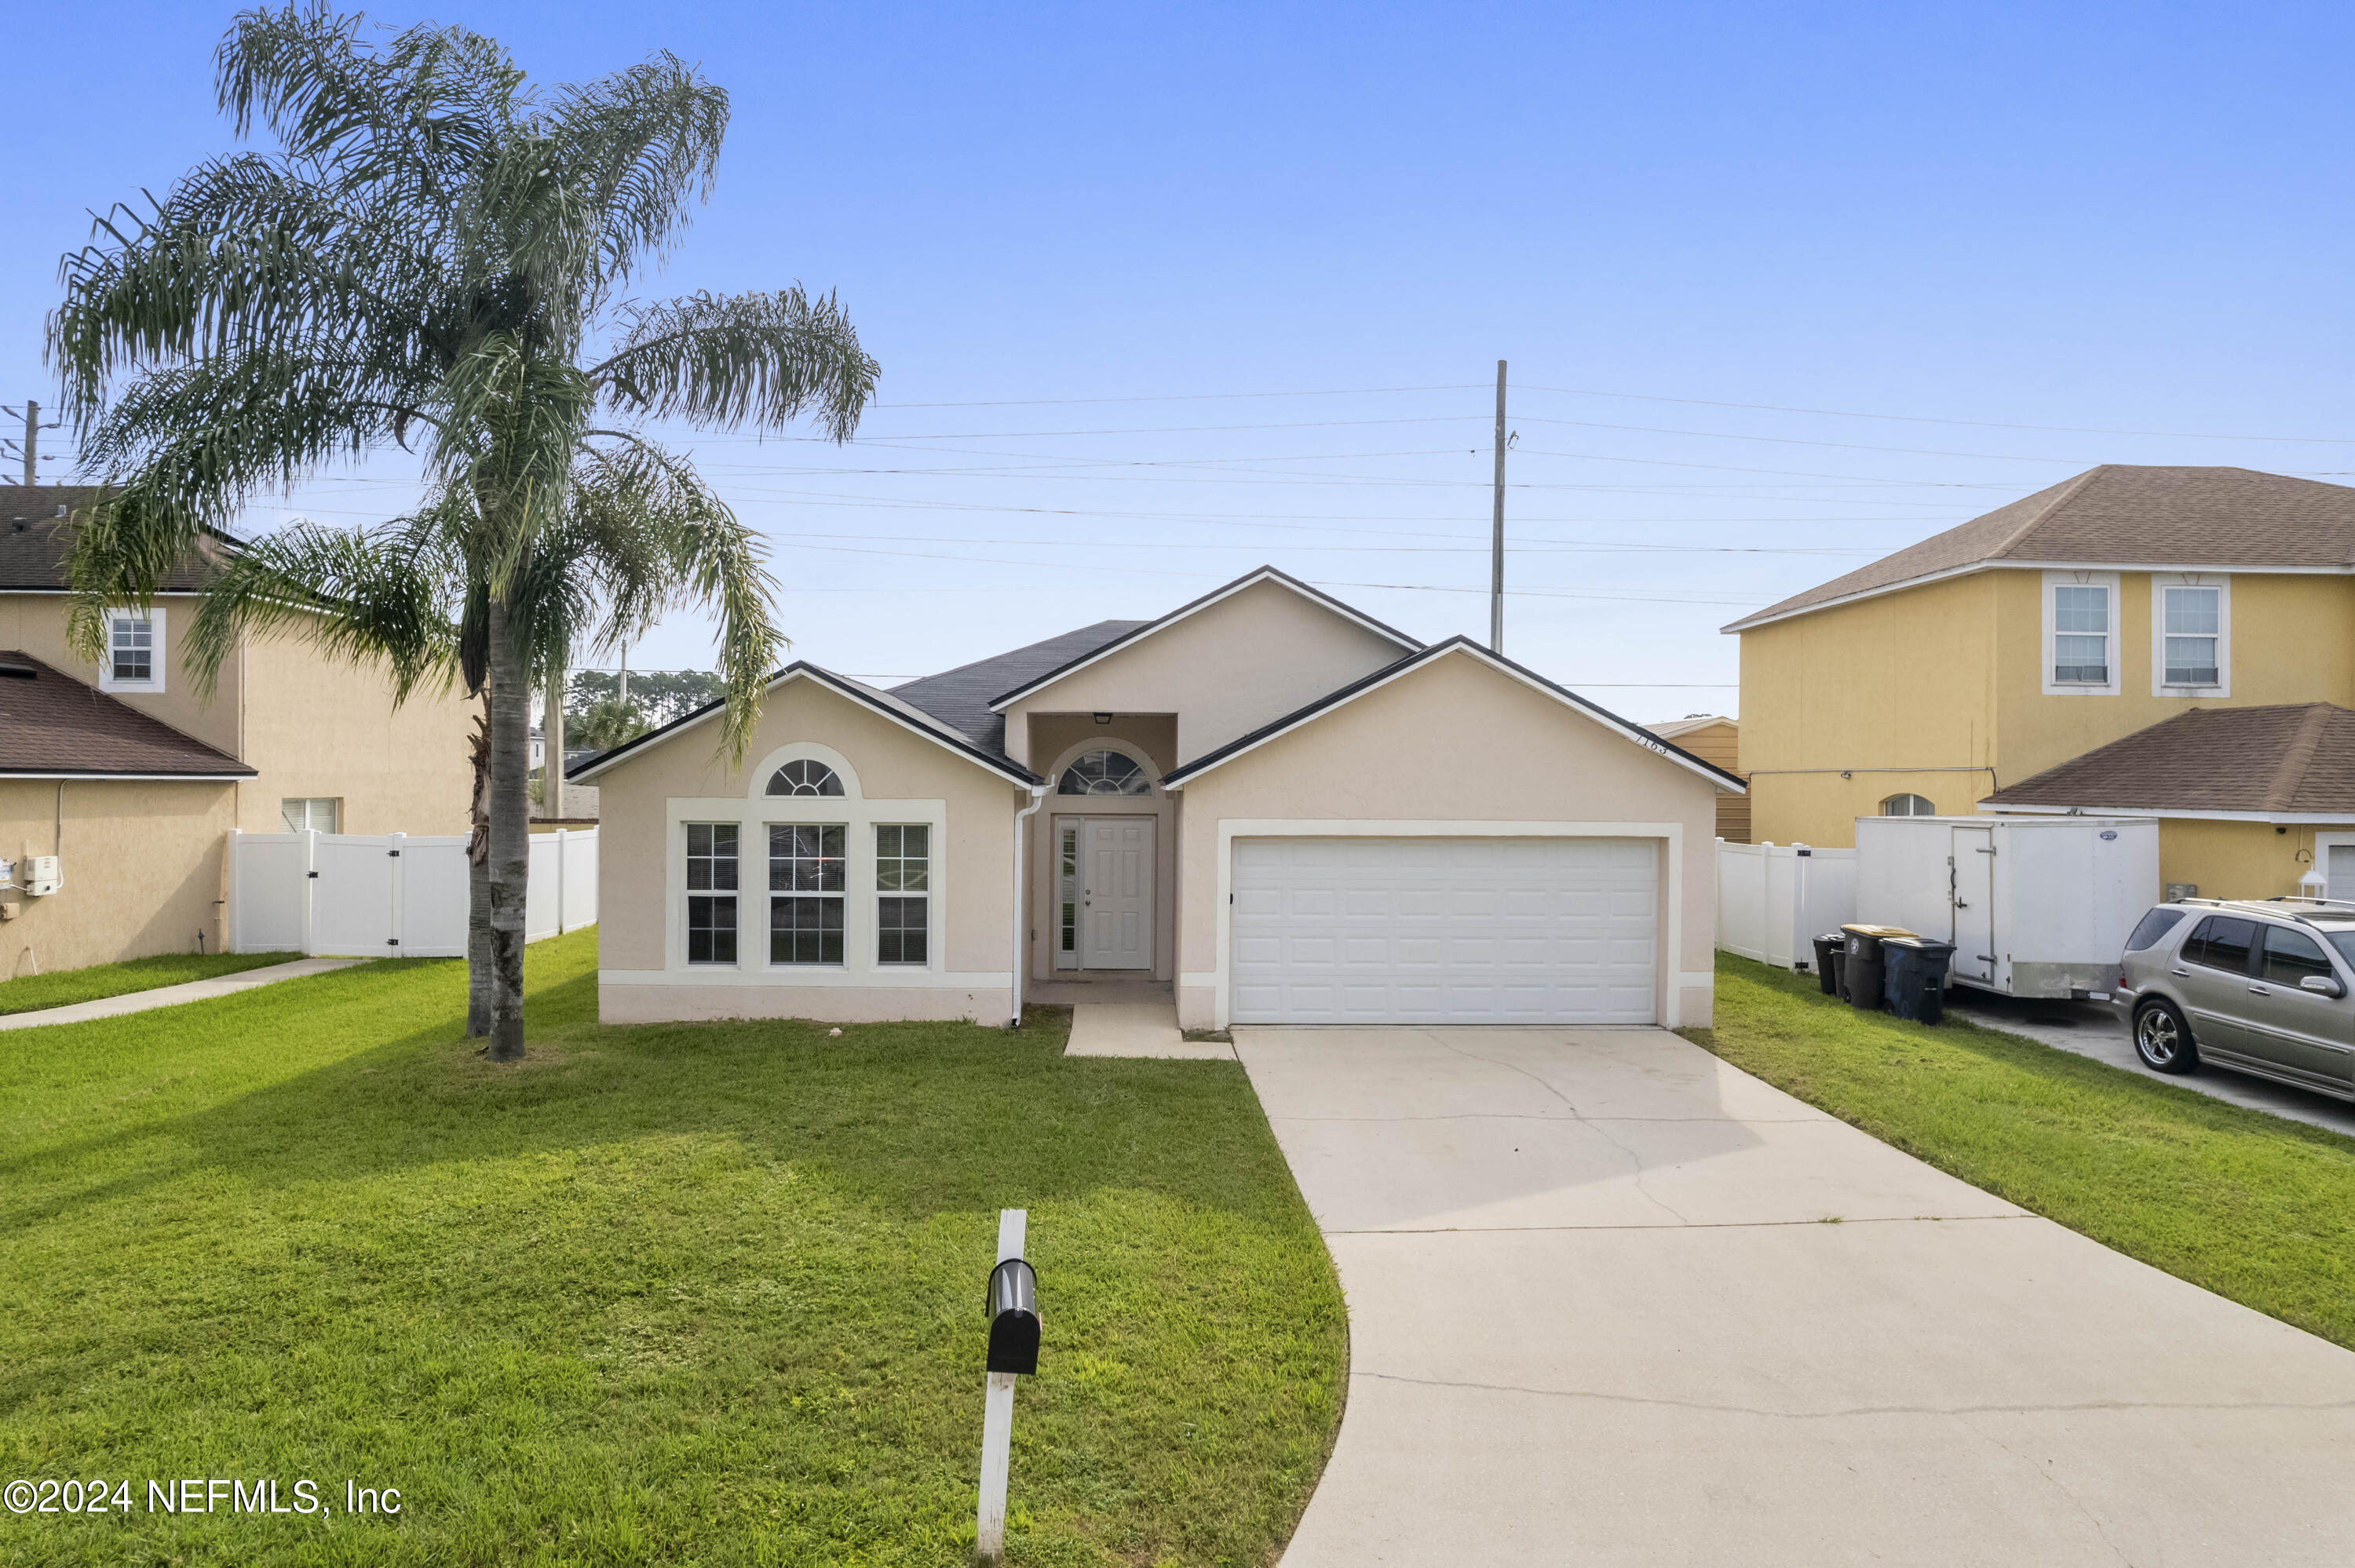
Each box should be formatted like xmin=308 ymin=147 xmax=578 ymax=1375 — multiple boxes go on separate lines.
xmin=562 ymin=669 xmax=728 ymax=750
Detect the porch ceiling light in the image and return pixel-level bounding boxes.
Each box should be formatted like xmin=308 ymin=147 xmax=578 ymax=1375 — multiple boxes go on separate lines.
xmin=1092 ymin=712 xmax=1113 ymax=725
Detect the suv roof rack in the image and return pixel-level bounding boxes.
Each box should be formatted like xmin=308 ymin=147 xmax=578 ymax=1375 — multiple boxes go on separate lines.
xmin=2168 ymin=895 xmax=2355 ymax=932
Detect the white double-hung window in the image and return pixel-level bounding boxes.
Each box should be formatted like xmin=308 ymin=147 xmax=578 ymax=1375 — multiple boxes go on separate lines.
xmin=2042 ymin=571 xmax=2120 ymax=695
xmin=2152 ymin=575 xmax=2229 ymax=695
xmin=99 ymin=608 xmax=165 ymax=691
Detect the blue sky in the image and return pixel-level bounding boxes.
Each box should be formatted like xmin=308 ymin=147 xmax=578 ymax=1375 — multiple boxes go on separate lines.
xmin=7 ymin=2 xmax=2350 ymax=712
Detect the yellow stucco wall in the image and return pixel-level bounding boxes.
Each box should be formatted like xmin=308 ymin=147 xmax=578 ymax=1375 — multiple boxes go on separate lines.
xmin=0 ymin=778 xmax=240 ymax=974
xmin=1741 ymin=568 xmax=2355 ymax=848
xmin=1739 ymin=573 xmax=1998 ymax=846
xmin=2154 ymin=819 xmax=2355 ymax=903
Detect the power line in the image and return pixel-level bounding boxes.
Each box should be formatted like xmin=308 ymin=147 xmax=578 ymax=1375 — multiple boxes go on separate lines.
xmin=867 ymin=382 xmax=1486 ymax=410
xmin=1515 ymin=382 xmax=2355 ymax=444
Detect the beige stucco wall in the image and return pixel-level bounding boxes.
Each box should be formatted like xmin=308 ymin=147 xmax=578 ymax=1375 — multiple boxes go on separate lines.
xmin=236 ymin=624 xmax=473 ymax=834
xmin=592 ymin=676 xmax=1024 ymax=1023
xmin=0 ymin=593 xmax=473 ymax=836
xmin=0 ymin=777 xmax=239 ymax=974
xmin=1000 ymin=578 xmax=1409 ymax=768
xmin=1170 ymin=651 xmax=1724 ymax=1030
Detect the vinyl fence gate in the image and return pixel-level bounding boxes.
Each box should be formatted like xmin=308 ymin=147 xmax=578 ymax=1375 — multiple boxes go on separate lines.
xmin=228 ymin=828 xmax=597 ymax=957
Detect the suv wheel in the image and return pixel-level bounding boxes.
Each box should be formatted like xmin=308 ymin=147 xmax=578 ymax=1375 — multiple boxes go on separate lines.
xmin=2134 ymin=999 xmax=2198 ymax=1074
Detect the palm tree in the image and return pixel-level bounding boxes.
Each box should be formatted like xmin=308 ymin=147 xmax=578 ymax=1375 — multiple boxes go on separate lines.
xmin=47 ymin=3 xmax=879 ymax=1059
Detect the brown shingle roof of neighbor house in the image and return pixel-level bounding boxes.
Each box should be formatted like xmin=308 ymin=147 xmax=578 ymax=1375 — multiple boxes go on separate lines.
xmin=1981 ymin=703 xmax=2355 ymax=818
xmin=0 ymin=484 xmax=225 ymax=592
xmin=1723 ymin=466 xmax=2355 ymax=633
xmin=0 ymin=650 xmax=254 ymax=778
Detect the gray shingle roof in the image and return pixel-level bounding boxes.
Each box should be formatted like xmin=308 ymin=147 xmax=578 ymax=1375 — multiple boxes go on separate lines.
xmin=1725 ymin=466 xmax=2355 ymax=633
xmin=1983 ymin=703 xmax=2355 ymax=816
xmin=889 ymin=619 xmax=1149 ymax=751
xmin=0 ymin=485 xmax=224 ymax=592
xmin=0 ymin=650 xmax=254 ymax=777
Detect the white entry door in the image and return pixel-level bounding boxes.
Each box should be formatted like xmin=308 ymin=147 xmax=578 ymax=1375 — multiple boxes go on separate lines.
xmin=1081 ymin=818 xmax=1154 ymax=970
xmin=1230 ymin=837 xmax=1658 ymax=1024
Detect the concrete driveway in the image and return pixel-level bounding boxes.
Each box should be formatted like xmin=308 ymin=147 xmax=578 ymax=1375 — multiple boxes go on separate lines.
xmin=1238 ymin=1025 xmax=2355 ymax=1566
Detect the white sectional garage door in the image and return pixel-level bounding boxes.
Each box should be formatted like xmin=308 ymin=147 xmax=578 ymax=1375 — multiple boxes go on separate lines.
xmin=1229 ymin=837 xmax=1659 ymax=1024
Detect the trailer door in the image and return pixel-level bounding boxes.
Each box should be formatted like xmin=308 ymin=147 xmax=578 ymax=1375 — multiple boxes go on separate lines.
xmin=1952 ymin=826 xmax=1996 ymax=984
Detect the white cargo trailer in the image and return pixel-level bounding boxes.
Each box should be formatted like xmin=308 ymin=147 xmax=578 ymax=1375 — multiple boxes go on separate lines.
xmin=1853 ymin=815 xmax=2160 ymax=999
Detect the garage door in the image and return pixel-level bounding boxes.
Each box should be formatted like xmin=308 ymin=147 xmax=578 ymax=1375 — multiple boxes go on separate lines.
xmin=1229 ymin=837 xmax=1658 ymax=1024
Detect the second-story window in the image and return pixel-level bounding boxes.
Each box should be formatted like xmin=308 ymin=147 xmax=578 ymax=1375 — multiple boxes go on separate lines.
xmin=2053 ymin=584 xmax=2109 ymax=684
xmin=2163 ymin=586 xmax=2220 ymax=685
xmin=100 ymin=609 xmax=165 ymax=691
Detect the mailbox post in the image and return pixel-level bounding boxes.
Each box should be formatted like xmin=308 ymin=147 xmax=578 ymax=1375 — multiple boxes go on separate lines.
xmin=977 ymin=1208 xmax=1039 ymax=1564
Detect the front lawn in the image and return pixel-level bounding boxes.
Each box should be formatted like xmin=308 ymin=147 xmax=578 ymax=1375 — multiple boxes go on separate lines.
xmin=1691 ymin=954 xmax=2355 ymax=1351
xmin=0 ymin=929 xmax=1345 ymax=1566
xmin=0 ymin=950 xmax=294 ymax=1016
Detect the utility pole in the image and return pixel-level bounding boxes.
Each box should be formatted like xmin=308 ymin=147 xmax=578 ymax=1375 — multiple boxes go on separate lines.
xmin=3 ymin=400 xmax=62 ymax=486
xmin=1489 ymin=361 xmax=1508 ymax=654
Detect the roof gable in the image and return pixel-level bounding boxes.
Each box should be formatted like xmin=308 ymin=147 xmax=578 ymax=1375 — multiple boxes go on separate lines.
xmin=569 ymin=662 xmax=1042 ymax=786
xmin=986 ymin=567 xmax=1418 ymax=713
xmin=1160 ymin=636 xmax=1745 ymax=792
xmin=1725 ymin=466 xmax=2355 ymax=633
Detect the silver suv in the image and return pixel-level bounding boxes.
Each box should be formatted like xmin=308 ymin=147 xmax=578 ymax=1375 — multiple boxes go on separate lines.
xmin=2112 ymin=899 xmax=2355 ymax=1101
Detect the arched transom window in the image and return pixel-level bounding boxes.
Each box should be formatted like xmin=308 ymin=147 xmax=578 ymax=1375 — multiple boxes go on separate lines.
xmin=767 ymin=759 xmax=845 ymax=797
xmin=1882 ymin=793 xmax=1937 ymax=817
xmin=1057 ymin=749 xmax=1151 ymax=797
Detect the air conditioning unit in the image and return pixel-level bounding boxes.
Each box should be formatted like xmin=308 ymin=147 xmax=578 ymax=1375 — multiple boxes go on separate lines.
xmin=21 ymin=856 xmax=61 ymax=896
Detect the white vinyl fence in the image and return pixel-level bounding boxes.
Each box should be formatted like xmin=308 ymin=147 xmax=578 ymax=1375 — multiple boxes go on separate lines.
xmin=229 ymin=827 xmax=597 ymax=957
xmin=1716 ymin=841 xmax=1855 ymax=972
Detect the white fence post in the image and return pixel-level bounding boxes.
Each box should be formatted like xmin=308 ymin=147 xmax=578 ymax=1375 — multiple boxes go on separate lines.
xmin=226 ymin=828 xmax=243 ymax=953
xmin=554 ymin=828 xmax=568 ymax=935
xmin=301 ymin=829 xmax=319 ymax=957
xmin=388 ymin=832 xmax=407 ymax=957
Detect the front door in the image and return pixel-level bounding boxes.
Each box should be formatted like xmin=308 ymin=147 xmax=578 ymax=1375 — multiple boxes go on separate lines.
xmin=1951 ymin=827 xmax=1995 ymax=984
xmin=1081 ymin=818 xmax=1154 ymax=970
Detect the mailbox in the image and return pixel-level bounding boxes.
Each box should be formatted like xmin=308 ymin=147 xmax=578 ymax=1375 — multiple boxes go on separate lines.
xmin=985 ymin=1258 xmax=1039 ymax=1375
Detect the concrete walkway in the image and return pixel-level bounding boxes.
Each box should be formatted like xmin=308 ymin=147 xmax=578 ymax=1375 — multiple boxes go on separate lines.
xmin=0 ymin=957 xmax=361 ymax=1031
xmin=1945 ymin=987 xmax=2355 ymax=1138
xmin=1064 ymin=1000 xmax=1232 ymax=1059
xmin=1238 ymin=1025 xmax=2355 ymax=1566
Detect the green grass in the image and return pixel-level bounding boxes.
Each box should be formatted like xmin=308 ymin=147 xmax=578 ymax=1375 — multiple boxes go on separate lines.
xmin=0 ymin=930 xmax=1345 ymax=1566
xmin=0 ymin=950 xmax=296 ymax=1016
xmin=1689 ymin=954 xmax=2355 ymax=1350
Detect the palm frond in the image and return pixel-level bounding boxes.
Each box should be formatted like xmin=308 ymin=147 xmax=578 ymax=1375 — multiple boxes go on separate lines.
xmin=592 ymin=288 xmax=877 ymax=439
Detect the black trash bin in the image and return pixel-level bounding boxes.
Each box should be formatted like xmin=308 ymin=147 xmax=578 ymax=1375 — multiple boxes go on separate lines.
xmin=1827 ymin=943 xmax=1849 ymax=1001
xmin=1809 ymin=932 xmax=1844 ymax=996
xmin=1839 ymin=924 xmax=1915 ymax=1012
xmin=1880 ymin=936 xmax=1956 ymax=1024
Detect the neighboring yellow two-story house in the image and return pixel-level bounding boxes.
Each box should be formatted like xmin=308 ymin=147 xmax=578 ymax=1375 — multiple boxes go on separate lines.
xmin=1728 ymin=465 xmax=2355 ymax=901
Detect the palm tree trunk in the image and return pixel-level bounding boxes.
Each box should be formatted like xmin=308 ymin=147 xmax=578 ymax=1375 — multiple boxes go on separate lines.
xmin=467 ymin=702 xmax=493 ymax=1037
xmin=486 ymin=596 xmax=531 ymax=1060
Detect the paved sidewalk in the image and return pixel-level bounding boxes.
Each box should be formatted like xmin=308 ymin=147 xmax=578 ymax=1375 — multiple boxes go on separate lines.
xmin=1064 ymin=1001 xmax=1232 ymax=1059
xmin=0 ymin=958 xmax=362 ymax=1031
xmin=1946 ymin=988 xmax=2355 ymax=1137
xmin=1240 ymin=1024 xmax=2355 ymax=1566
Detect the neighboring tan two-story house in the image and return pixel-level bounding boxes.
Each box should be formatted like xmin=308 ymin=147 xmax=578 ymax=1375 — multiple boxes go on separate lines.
xmin=1645 ymin=716 xmax=1747 ymax=842
xmin=575 ymin=567 xmax=1744 ymax=1032
xmin=0 ymin=486 xmax=475 ymax=973
xmin=1726 ymin=465 xmax=2355 ymax=900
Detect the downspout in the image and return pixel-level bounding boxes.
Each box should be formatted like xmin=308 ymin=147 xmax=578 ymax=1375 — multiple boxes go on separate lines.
xmin=1010 ymin=783 xmax=1048 ymax=1027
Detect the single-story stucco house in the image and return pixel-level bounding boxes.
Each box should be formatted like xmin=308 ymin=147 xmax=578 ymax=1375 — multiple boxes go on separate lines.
xmin=571 ymin=567 xmax=1744 ymax=1032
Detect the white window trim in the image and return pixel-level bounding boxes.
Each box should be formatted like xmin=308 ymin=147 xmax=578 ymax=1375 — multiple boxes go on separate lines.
xmin=98 ymin=607 xmax=166 ymax=693
xmin=2041 ymin=570 xmax=2120 ymax=697
xmin=652 ymin=746 xmax=974 ymax=986
xmin=2150 ymin=573 xmax=2230 ymax=698
xmin=2315 ymin=833 xmax=2355 ymax=903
